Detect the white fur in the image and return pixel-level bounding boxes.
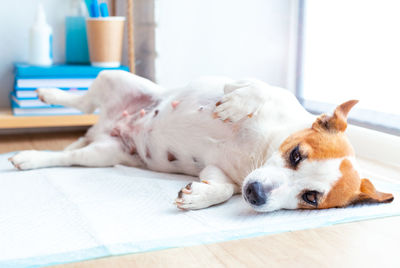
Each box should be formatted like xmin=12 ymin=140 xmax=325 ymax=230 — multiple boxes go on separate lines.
xmin=9 ymin=71 xmax=350 ymax=212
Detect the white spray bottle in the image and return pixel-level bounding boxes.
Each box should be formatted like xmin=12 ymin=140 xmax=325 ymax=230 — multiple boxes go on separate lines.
xmin=29 ymin=3 xmax=53 ymax=66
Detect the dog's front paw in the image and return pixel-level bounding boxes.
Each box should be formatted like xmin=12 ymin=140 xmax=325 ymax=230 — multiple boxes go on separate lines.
xmin=175 ymin=181 xmax=214 ymax=210
xmin=214 ymin=86 xmax=262 ymax=123
xmin=9 ymin=150 xmax=50 ymax=170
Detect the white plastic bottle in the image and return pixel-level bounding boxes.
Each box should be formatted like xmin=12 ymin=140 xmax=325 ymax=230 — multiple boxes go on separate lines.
xmin=29 ymin=3 xmax=53 ymax=66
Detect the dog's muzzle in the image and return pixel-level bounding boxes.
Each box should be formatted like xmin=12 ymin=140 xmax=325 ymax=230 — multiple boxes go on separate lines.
xmin=243 ymin=181 xmax=267 ymax=206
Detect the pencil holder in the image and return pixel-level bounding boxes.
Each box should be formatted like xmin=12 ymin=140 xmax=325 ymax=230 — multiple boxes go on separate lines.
xmin=86 ymin=16 xmax=125 ymax=67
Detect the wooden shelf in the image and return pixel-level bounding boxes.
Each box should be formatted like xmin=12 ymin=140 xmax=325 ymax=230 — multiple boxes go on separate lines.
xmin=0 ymin=108 xmax=98 ymax=129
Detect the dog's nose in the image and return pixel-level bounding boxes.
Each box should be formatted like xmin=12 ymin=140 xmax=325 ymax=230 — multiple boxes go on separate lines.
xmin=244 ymin=181 xmax=266 ymax=206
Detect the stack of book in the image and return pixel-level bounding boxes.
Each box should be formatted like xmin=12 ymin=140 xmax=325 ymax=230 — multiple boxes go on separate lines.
xmin=11 ymin=63 xmax=129 ymax=116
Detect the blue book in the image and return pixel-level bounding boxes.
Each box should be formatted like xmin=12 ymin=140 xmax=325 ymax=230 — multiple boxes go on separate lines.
xmin=11 ymin=90 xmax=87 ymax=105
xmin=14 ymin=63 xmax=129 ymax=78
xmin=15 ymin=77 xmax=95 ymax=89
xmin=11 ymin=95 xmax=59 ymax=109
xmin=11 ymin=100 xmax=83 ymax=116
xmin=13 ymin=88 xmax=88 ymax=99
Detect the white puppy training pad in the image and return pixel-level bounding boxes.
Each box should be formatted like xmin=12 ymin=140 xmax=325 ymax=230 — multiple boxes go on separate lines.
xmin=1 ymin=152 xmax=400 ymax=268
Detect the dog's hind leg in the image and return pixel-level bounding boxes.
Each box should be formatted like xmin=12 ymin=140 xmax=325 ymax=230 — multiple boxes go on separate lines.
xmin=9 ymin=139 xmax=141 ymax=170
xmin=37 ymin=70 xmax=164 ymax=115
xmin=63 ymin=137 xmax=89 ymax=151
xmin=175 ymin=165 xmax=240 ymax=210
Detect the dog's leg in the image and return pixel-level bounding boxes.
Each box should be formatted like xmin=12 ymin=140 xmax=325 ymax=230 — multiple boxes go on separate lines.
xmin=36 ymin=87 xmax=95 ymax=114
xmin=63 ymin=137 xmax=89 ymax=151
xmin=37 ymin=70 xmax=163 ymax=114
xmin=214 ymin=80 xmax=267 ymax=123
xmin=175 ymin=165 xmax=240 ymax=210
xmin=214 ymin=79 xmax=306 ymax=125
xmin=9 ymin=140 xmax=140 ymax=170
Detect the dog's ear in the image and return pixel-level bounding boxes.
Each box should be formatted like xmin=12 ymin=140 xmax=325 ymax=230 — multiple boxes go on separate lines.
xmin=351 ymin=178 xmax=394 ymax=205
xmin=312 ymin=100 xmax=358 ymax=132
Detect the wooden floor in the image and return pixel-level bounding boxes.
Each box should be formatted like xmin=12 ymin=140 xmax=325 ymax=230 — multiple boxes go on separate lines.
xmin=1 ymin=131 xmax=399 ymax=268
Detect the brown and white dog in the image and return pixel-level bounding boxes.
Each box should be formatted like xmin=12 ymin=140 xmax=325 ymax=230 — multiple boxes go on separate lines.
xmin=9 ymin=71 xmax=394 ymax=212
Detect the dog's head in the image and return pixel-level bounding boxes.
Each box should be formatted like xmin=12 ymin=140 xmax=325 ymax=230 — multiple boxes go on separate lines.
xmin=242 ymin=100 xmax=394 ymax=212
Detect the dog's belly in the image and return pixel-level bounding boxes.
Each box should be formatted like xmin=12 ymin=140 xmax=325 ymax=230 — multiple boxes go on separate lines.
xmin=110 ymin=87 xmax=255 ymax=182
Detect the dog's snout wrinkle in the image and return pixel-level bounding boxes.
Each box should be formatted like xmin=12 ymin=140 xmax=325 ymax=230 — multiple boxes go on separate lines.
xmin=245 ymin=181 xmax=267 ymax=206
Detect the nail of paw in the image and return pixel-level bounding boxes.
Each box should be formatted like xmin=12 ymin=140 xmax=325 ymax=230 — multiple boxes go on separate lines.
xmin=178 ymin=190 xmax=183 ymax=198
xmin=185 ymin=182 xmax=192 ymax=190
xmin=182 ymin=188 xmax=192 ymax=194
xmin=216 ymin=101 xmax=222 ymax=106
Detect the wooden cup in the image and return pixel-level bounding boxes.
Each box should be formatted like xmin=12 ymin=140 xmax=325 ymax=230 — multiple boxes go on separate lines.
xmin=86 ymin=17 xmax=125 ymax=67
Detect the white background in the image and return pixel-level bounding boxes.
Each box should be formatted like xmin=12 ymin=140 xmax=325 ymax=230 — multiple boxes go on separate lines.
xmin=154 ymin=0 xmax=293 ymax=88
xmin=303 ymin=0 xmax=400 ymax=116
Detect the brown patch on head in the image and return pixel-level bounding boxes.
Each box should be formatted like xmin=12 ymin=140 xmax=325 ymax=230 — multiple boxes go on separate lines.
xmin=313 ymin=100 xmax=358 ymax=133
xmin=280 ymin=129 xmax=355 ymax=164
xmin=317 ymin=159 xmax=393 ymax=209
xmin=280 ymin=100 xmax=359 ymax=163
xmin=318 ymin=159 xmax=361 ymax=208
xmin=351 ymin=179 xmax=394 ymax=204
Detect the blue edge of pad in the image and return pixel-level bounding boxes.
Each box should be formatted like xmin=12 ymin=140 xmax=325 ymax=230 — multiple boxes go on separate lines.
xmin=2 ymin=156 xmax=400 ymax=267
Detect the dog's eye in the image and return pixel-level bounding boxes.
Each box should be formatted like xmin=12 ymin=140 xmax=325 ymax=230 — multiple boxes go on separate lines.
xmin=302 ymin=191 xmax=319 ymax=206
xmin=289 ymin=145 xmax=302 ymax=167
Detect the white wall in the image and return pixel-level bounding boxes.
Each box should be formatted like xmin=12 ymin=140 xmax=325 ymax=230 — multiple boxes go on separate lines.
xmin=155 ymin=0 xmax=293 ymax=88
xmin=0 ymin=0 xmax=68 ymax=107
